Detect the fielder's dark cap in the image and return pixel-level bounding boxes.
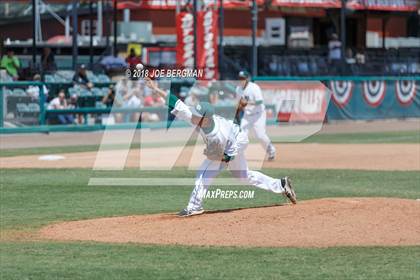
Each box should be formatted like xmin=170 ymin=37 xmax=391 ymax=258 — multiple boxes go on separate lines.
xmin=238 ymin=70 xmax=250 ymax=79
xmin=192 ymin=102 xmax=215 ymax=118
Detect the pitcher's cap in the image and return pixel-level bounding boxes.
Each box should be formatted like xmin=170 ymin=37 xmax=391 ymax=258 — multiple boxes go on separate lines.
xmin=192 ymin=102 xmax=215 ymax=118
xmin=238 ymin=70 xmax=250 ymax=79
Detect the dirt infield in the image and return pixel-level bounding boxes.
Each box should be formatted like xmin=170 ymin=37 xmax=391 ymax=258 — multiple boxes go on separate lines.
xmin=1 ymin=143 xmax=419 ymax=171
xmin=39 ymin=198 xmax=420 ymax=248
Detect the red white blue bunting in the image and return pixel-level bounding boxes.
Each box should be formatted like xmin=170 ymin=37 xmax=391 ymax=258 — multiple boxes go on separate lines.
xmin=362 ymin=81 xmax=386 ymax=107
xmin=395 ymin=80 xmax=417 ymax=106
xmin=330 ymin=81 xmax=353 ymax=107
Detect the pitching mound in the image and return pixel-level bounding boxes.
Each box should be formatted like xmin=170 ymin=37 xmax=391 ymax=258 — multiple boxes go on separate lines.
xmin=40 ymin=198 xmax=420 ymax=248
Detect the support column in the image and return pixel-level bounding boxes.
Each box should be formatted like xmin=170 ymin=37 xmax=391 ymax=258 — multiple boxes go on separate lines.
xmin=218 ymin=0 xmax=224 ymax=80
xmin=32 ymin=0 xmax=37 ymax=66
xmin=72 ymin=0 xmax=78 ymax=70
xmin=251 ymin=0 xmax=258 ymax=77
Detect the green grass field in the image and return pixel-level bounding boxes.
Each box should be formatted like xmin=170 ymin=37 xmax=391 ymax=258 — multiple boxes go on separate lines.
xmin=1 ymin=168 xmax=419 ymax=279
xmin=1 ymin=130 xmax=419 ymax=279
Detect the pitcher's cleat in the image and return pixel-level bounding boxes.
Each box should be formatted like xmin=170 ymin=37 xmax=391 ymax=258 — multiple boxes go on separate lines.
xmin=268 ymin=153 xmax=276 ymax=161
xmin=281 ymin=176 xmax=297 ymax=204
xmin=177 ymin=208 xmax=204 ymax=217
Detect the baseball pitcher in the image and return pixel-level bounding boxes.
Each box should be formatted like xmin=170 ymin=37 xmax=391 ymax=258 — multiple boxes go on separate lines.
xmin=236 ymin=71 xmax=276 ymax=160
xmin=145 ymin=78 xmax=296 ymax=217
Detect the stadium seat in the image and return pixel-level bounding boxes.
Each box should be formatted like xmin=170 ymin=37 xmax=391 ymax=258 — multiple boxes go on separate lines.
xmin=68 ymin=87 xmax=80 ymax=96
xmin=91 ymin=87 xmax=103 ymax=96
xmin=28 ymin=103 xmax=40 ymax=113
xmin=16 ymin=103 xmax=29 ymax=113
xmin=95 ymin=101 xmax=106 ymax=108
xmin=79 ymin=88 xmax=92 ymax=97
xmin=44 ymin=75 xmax=55 ymax=83
xmin=12 ymin=88 xmax=26 ymax=96
xmin=97 ymin=74 xmax=110 ymax=83
xmin=3 ymin=88 xmax=13 ymax=95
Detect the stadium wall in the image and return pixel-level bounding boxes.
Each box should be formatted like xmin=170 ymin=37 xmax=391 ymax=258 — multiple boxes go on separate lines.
xmin=327 ymin=79 xmax=419 ymax=120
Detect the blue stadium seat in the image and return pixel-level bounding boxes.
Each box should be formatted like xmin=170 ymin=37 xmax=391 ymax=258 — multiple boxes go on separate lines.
xmin=101 ymin=87 xmax=110 ymax=95
xmin=95 ymin=101 xmax=106 ymax=108
xmin=28 ymin=103 xmax=40 ymax=113
xmin=91 ymin=87 xmax=102 ymax=96
xmin=16 ymin=103 xmax=29 ymax=113
xmin=97 ymin=74 xmax=110 ymax=83
xmin=12 ymin=88 xmax=26 ymax=96
xmin=44 ymin=75 xmax=55 ymax=83
xmin=4 ymin=88 xmax=13 ymax=95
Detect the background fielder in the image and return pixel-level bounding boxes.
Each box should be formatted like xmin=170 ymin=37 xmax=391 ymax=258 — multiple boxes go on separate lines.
xmin=145 ymin=78 xmax=296 ymax=217
xmin=236 ymin=71 xmax=276 ymax=160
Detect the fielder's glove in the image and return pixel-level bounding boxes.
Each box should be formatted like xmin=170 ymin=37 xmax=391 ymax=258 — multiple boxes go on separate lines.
xmin=222 ymin=154 xmax=235 ymax=163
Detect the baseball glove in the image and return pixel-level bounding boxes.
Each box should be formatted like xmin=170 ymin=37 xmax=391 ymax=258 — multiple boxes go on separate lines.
xmin=203 ymin=140 xmax=225 ymax=161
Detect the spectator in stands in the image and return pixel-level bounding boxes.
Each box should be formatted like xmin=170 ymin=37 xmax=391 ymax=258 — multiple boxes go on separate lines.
xmin=121 ymin=89 xmax=142 ymax=123
xmin=356 ymin=51 xmax=365 ymax=65
xmin=102 ymin=85 xmax=123 ymax=123
xmin=142 ymin=90 xmax=165 ymax=122
xmin=328 ymin=33 xmax=342 ymax=73
xmin=73 ymin=64 xmax=93 ymax=89
xmin=209 ymin=90 xmax=220 ymax=105
xmin=184 ymin=88 xmax=199 ymax=106
xmin=41 ymin=47 xmax=57 ymax=73
xmin=1 ymin=49 xmax=20 ymax=80
xmin=102 ymin=85 xmax=116 ymax=108
xmin=47 ymin=90 xmax=74 ymax=124
xmin=345 ymin=48 xmax=356 ymax=74
xmin=143 ymin=90 xmax=165 ymax=107
xmin=26 ymin=74 xmax=49 ymax=99
xmin=345 ymin=48 xmax=356 ymax=64
xmin=126 ymin=48 xmax=142 ymax=69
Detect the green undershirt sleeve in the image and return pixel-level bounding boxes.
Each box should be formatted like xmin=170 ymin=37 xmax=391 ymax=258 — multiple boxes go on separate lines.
xmin=168 ymin=94 xmax=179 ymax=111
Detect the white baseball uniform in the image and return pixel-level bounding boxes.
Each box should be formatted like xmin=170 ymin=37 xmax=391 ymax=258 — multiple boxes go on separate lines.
xmin=170 ymin=97 xmax=285 ymax=211
xmin=236 ymin=81 xmax=276 ymax=157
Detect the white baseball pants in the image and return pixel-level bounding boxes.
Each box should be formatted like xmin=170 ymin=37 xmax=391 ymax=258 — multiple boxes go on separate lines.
xmin=186 ymin=148 xmax=284 ymax=211
xmin=241 ymin=111 xmax=276 ymax=155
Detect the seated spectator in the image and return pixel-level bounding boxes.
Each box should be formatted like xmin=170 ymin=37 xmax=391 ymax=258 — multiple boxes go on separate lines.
xmin=102 ymin=85 xmax=117 ymax=108
xmin=41 ymin=47 xmax=57 ymax=73
xmin=356 ymin=52 xmax=365 ymax=64
xmin=143 ymin=91 xmax=165 ymax=107
xmin=142 ymin=91 xmax=164 ymax=122
xmin=126 ymin=48 xmax=142 ymax=69
xmin=102 ymin=85 xmax=122 ymax=123
xmin=345 ymin=48 xmax=356 ymax=64
xmin=73 ymin=64 xmax=93 ymax=89
xmin=184 ymin=89 xmax=199 ymax=107
xmin=47 ymin=90 xmax=74 ymax=124
xmin=209 ymin=90 xmax=220 ymax=105
xmin=26 ymin=74 xmax=49 ymax=99
xmin=121 ymin=89 xmax=142 ymax=123
xmin=1 ymin=49 xmax=20 ymax=80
